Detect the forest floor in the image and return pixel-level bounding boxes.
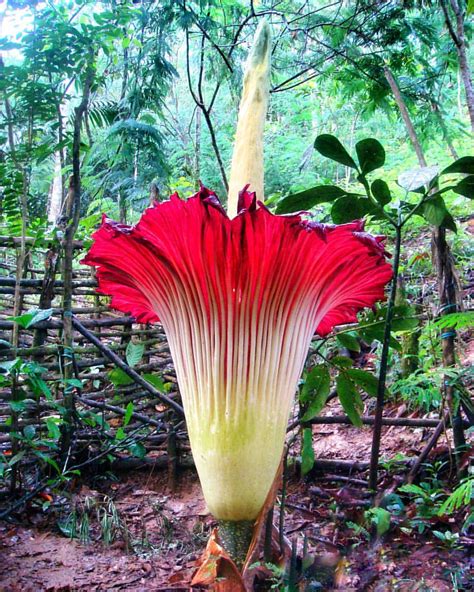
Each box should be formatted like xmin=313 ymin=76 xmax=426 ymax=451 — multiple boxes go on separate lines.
xmin=0 ymin=399 xmax=472 ymax=592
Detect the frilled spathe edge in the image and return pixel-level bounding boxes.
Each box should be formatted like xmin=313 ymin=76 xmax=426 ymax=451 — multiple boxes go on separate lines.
xmin=82 ymin=185 xmax=393 ymax=336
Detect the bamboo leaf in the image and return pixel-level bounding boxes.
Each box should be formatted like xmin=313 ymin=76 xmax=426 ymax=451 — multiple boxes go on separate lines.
xmin=123 ymin=401 xmax=134 ymax=427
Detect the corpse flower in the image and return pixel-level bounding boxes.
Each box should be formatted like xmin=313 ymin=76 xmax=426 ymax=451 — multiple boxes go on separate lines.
xmin=83 ymin=189 xmax=392 ymax=521
xmin=83 ymin=21 xmax=393 ymax=570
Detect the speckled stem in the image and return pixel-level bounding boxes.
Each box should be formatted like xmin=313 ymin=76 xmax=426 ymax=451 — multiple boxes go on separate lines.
xmin=218 ymin=520 xmax=254 ymax=569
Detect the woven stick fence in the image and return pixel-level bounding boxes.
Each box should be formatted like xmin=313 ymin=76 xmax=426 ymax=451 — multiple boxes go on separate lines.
xmin=0 ymin=236 xmax=465 ymax=506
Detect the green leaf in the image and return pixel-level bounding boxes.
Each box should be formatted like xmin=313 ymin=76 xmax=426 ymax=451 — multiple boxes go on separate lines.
xmin=371 ymin=179 xmax=391 ymax=205
xmin=453 ymin=175 xmax=474 ymax=199
xmin=399 ymin=483 xmax=429 ymax=497
xmin=361 ymin=304 xmax=419 ymax=334
xmin=331 ymin=195 xmax=373 ymax=224
xmin=301 ymin=427 xmax=315 ymax=475
xmin=8 ymin=450 xmax=25 ymax=466
xmin=276 ymin=185 xmax=345 ymax=214
xmin=398 ymin=166 xmax=439 ymax=192
xmin=422 ymin=196 xmax=448 ymax=226
xmin=33 ymin=450 xmax=60 ymax=474
xmin=108 ymin=367 xmax=134 ymax=386
xmin=143 ymin=373 xmax=166 ymax=391
xmin=123 ymin=401 xmax=134 ymax=427
xmin=434 ymin=311 xmax=474 ymax=330
xmin=125 ymin=341 xmax=144 ymax=367
xmin=23 ymin=425 xmax=36 ymax=440
xmin=314 ymin=134 xmax=357 ymax=168
xmin=0 ymin=358 xmax=21 ymax=374
xmin=46 ymin=417 xmax=61 ymax=440
xmin=440 ymin=212 xmax=457 ymax=233
xmin=336 ymin=332 xmax=360 ymax=352
xmin=64 ymin=378 xmax=83 ymax=388
xmin=331 ymin=356 xmax=353 ymax=368
xmin=129 ymin=442 xmax=146 ymax=459
xmin=300 ymin=365 xmax=331 ymax=421
xmin=355 ymin=138 xmax=385 ymax=174
xmin=440 ymin=156 xmax=474 ymax=175
xmin=9 ymin=400 xmax=26 ymax=413
xmin=7 ymin=308 xmax=53 ymax=328
xmin=346 ymin=369 xmax=378 ymax=397
xmin=336 ymin=373 xmax=363 ymax=427
xmin=115 ymin=427 xmax=126 ymax=440
xmin=366 ymin=507 xmax=391 ymax=536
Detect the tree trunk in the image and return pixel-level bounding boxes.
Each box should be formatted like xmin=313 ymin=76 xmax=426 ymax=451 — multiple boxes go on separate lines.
xmin=48 ymin=152 xmax=63 ymax=223
xmin=387 ymin=66 xmax=466 ymax=479
xmin=431 ymin=227 xmax=466 ymax=476
xmin=440 ymin=0 xmax=474 ymax=132
xmin=60 ymin=56 xmax=95 ymax=466
xmin=384 ymin=67 xmax=427 ymax=167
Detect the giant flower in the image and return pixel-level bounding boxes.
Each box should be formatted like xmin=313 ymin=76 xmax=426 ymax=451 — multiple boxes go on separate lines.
xmin=83 ymin=186 xmax=392 ymax=521
xmin=83 ymin=21 xmax=393 ymax=574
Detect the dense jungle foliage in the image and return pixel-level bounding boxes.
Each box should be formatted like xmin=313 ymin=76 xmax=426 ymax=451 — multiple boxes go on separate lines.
xmin=0 ymin=1 xmax=473 ymax=590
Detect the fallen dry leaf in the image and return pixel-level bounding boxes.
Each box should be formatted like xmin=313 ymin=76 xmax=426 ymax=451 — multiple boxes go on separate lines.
xmin=191 ymin=528 xmax=246 ymax=591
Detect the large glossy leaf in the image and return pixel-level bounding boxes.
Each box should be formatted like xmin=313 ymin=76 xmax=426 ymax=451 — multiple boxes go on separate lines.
xmin=422 ymin=195 xmax=448 ymax=226
xmin=371 ymin=179 xmax=392 ymax=205
xmin=314 ymin=134 xmax=357 ymax=168
xmin=336 ymin=373 xmax=363 ymax=427
xmin=331 ymin=195 xmax=373 ymax=223
xmin=453 ymin=175 xmax=474 ymax=199
xmin=276 ymin=185 xmax=345 ymax=214
xmin=440 ymin=156 xmax=474 ymax=175
xmin=355 ymin=138 xmax=385 ymax=174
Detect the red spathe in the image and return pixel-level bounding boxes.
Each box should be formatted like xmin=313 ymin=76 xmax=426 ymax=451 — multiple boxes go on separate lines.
xmin=82 ymin=185 xmax=393 ymax=337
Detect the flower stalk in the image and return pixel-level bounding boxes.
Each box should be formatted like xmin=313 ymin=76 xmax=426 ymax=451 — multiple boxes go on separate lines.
xmin=227 ymin=20 xmax=271 ymax=217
